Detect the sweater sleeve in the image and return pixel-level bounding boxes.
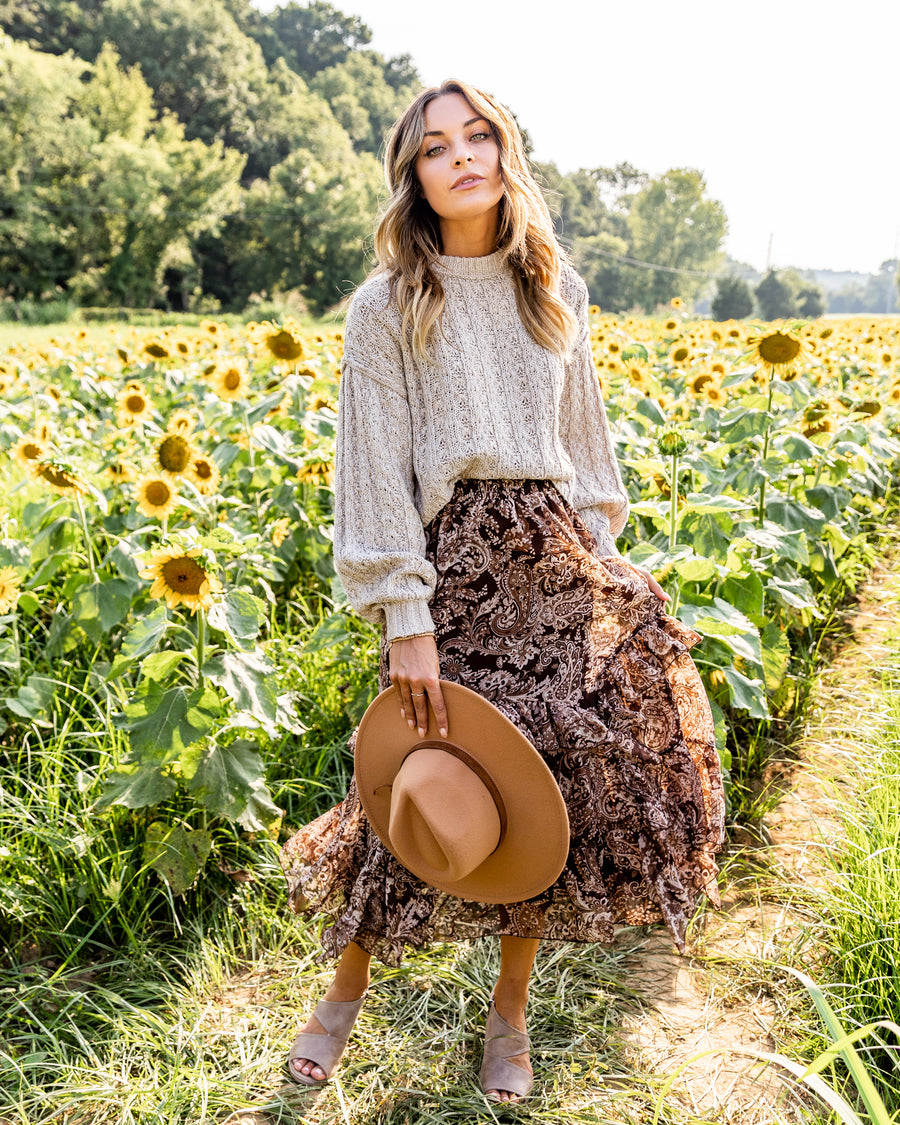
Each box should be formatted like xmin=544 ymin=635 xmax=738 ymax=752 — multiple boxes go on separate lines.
xmin=333 ymin=283 xmax=437 ymax=642
xmin=558 ymin=271 xmax=630 ymax=557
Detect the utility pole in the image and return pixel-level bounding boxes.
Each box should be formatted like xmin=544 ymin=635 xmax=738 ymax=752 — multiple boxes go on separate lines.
xmin=765 ymin=233 xmax=774 ymax=272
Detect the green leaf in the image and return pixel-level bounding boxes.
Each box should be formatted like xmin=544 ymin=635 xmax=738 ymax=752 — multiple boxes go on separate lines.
xmin=72 ymin=579 xmax=133 ymax=642
xmin=673 ymin=554 xmax=716 ymax=583
xmin=106 ymin=605 xmax=169 ymax=681
xmin=741 ymin=524 xmax=809 ymax=566
xmin=778 ymin=433 xmax=820 ymax=461
xmin=761 ymin=622 xmax=791 ymax=692
xmin=204 ymin=650 xmax=277 ymax=720
xmin=765 ymin=498 xmax=827 ymax=536
xmin=304 ymin=612 xmax=353 ymax=653
xmin=717 ymin=409 xmax=769 ymax=444
xmin=676 ymin=493 xmax=751 ymax=521
xmin=635 ymin=397 xmax=667 ymax=426
xmin=143 ymin=822 xmax=212 ymax=895
xmin=141 ymin=650 xmax=188 ymax=683
xmin=719 ymin=570 xmax=764 ymax=620
xmin=678 ymin=597 xmax=759 ymax=638
xmin=94 ymin=758 xmax=179 ymax=809
xmin=766 ymin=574 xmax=822 ymax=615
xmin=16 ymin=591 xmax=40 ymax=616
xmin=207 ymin=591 xmax=263 ymax=650
xmin=183 ymin=739 xmax=279 ymax=830
xmin=4 ymin=674 xmax=55 ymax=720
xmin=119 ymin=683 xmax=220 ymax=756
xmin=722 ymin=667 xmax=769 ymax=719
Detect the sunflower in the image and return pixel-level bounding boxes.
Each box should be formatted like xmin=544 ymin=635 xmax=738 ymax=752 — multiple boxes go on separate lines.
xmin=668 ymin=344 xmax=692 ymax=367
xmin=249 ymin=320 xmax=308 ymax=362
xmin=751 ymin=330 xmax=810 ymax=371
xmin=12 ymin=435 xmax=48 ymax=469
xmin=35 ymin=460 xmax=87 ymax=495
xmin=888 ymin=385 xmax=900 ymax=406
xmin=167 ymin=410 xmax=196 ymax=436
xmin=0 ymin=567 xmax=21 ymax=614
xmin=188 ymin=456 xmax=221 ymax=496
xmin=802 ymin=417 xmax=837 ymax=439
xmin=144 ymin=340 xmax=170 ymax=360
xmin=175 ymin=340 xmax=190 ymax=356
xmin=117 ymin=385 xmax=153 ymax=427
xmin=154 ymin=433 xmax=194 ymax=477
xmin=298 ymin=459 xmax=334 ymax=486
xmin=664 ymin=318 xmax=678 ymax=333
xmin=211 ymin=360 xmax=251 ymax=402
xmin=688 ymin=371 xmax=715 ymax=395
xmin=625 ymin=362 xmax=651 ymax=391
xmin=670 ymin=297 xmax=685 ymax=310
xmin=271 ymin=517 xmax=291 ymax=547
xmin=139 ymin=546 xmax=222 ymax=614
xmin=135 ymin=474 xmax=180 ymax=519
xmin=853 ymin=400 xmax=882 ymax=418
xmin=704 ymin=384 xmax=726 ymax=407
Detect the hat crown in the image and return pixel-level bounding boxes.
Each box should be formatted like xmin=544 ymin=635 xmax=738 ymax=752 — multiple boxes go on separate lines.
xmin=389 ymin=747 xmax=501 ymax=881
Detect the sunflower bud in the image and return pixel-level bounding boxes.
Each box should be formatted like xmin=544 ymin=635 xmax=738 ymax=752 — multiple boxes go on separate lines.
xmin=656 ymin=425 xmax=689 ymax=457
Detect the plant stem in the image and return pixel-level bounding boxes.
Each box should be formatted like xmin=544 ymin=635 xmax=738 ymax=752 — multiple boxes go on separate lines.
xmin=196 ymin=610 xmax=206 ymax=687
xmin=73 ymin=491 xmax=98 ymax=583
xmin=756 ymin=371 xmax=775 ymax=527
xmin=668 ymin=450 xmax=679 ymax=551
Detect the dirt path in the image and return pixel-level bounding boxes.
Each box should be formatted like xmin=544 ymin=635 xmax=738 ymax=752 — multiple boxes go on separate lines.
xmin=616 ymin=561 xmax=900 ymax=1122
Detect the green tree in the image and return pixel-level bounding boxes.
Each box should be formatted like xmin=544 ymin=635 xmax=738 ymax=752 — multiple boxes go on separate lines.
xmin=754 ymin=269 xmax=798 ymax=319
xmin=795 ymin=284 xmax=825 ymax=318
xmin=711 ymin=275 xmax=754 ymax=320
xmin=257 ymin=0 xmax=371 ymax=77
xmin=310 ymin=49 xmax=420 ymax=154
xmin=219 ymin=143 xmax=381 ymax=313
xmin=0 ymin=36 xmax=243 ymax=306
xmin=625 ymin=169 xmax=726 ymax=311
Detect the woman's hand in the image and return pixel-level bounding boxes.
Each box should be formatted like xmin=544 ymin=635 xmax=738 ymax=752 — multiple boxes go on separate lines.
xmin=633 ymin=566 xmax=670 ymax=603
xmin=389 ymin=635 xmax=448 ymax=738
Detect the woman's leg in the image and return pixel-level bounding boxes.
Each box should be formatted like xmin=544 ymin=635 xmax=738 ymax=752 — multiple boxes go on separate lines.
xmin=290 ymin=941 xmax=372 ymax=1082
xmin=485 ymin=935 xmax=540 ymax=1102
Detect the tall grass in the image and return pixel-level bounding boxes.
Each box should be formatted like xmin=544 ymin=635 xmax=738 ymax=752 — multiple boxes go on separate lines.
xmin=812 ymin=661 xmax=900 ymax=1109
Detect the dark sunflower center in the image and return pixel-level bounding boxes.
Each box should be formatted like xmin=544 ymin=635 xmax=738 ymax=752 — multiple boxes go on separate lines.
xmin=267 ymin=331 xmax=303 ymax=360
xmin=145 ymin=344 xmax=168 ymax=359
xmin=758 ymin=333 xmax=801 ymax=365
xmin=223 ymin=369 xmax=241 ymax=390
xmin=160 ymin=557 xmax=206 ymax=595
xmin=125 ymin=394 xmax=145 ymax=413
xmin=194 ymin=460 xmax=213 ymax=480
xmin=39 ymin=465 xmax=76 ymax=488
xmin=145 ymin=480 xmax=171 ymax=505
xmin=158 ymin=435 xmax=190 ymax=473
xmin=22 ymin=442 xmax=41 ymax=459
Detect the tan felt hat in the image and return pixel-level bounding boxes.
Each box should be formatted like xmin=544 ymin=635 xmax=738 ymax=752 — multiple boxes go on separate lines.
xmin=354 ymin=681 xmax=570 ymax=904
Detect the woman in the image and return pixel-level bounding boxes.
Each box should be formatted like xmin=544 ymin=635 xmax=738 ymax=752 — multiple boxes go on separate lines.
xmin=281 ymin=78 xmax=725 ymax=1104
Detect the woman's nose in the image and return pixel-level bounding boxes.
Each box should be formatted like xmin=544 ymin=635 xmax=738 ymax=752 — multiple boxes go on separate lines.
xmin=453 ymin=149 xmax=474 ymax=166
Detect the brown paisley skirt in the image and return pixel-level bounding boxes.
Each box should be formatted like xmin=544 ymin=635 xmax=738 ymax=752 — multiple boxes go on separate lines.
xmin=281 ymin=479 xmax=725 ymax=966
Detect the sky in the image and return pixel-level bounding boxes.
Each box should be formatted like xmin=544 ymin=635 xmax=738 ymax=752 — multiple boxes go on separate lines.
xmin=276 ymin=0 xmax=900 ymax=276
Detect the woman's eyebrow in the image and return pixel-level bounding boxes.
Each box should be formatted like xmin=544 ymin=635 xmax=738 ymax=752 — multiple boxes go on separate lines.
xmin=423 ymin=116 xmax=488 ymax=138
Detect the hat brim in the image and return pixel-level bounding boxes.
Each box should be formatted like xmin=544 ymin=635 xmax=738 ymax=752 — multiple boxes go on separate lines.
xmin=354 ymin=681 xmax=570 ymax=904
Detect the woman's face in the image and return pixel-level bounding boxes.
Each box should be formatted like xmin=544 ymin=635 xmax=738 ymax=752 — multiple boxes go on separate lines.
xmin=414 ymin=92 xmax=504 ymax=231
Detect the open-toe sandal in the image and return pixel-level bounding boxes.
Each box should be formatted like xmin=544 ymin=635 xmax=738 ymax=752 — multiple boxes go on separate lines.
xmin=286 ymin=992 xmax=367 ymax=1086
xmin=479 ymin=998 xmax=534 ymax=1104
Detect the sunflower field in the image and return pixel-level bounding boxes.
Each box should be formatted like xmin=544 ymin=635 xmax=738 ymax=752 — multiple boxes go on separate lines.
xmin=2 ymin=310 xmax=900 ymax=954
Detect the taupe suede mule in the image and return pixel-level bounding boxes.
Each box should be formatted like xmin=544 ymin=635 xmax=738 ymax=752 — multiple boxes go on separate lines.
xmin=479 ymin=999 xmax=534 ymax=1103
xmin=286 ymin=993 xmax=367 ymax=1086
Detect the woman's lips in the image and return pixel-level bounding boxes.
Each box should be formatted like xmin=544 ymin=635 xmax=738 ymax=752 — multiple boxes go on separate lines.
xmin=451 ymin=174 xmax=484 ymax=190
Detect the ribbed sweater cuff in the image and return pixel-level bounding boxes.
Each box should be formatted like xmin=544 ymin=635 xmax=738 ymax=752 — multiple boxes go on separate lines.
xmin=384 ymin=601 xmax=435 ymax=643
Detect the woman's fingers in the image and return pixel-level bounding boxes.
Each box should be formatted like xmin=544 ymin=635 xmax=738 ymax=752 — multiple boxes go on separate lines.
xmin=389 ymin=635 xmax=448 ymax=738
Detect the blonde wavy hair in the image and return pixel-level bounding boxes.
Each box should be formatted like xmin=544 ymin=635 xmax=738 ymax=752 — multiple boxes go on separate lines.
xmin=372 ymin=79 xmax=578 ymax=359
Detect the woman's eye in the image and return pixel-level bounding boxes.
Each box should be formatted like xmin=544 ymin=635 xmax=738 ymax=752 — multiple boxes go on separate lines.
xmin=424 ymin=145 xmax=443 ymax=158
xmin=470 ymin=132 xmax=490 ymax=142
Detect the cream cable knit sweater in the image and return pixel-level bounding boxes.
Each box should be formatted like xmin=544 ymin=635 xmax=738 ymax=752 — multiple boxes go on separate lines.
xmin=333 ymin=250 xmax=630 ymax=642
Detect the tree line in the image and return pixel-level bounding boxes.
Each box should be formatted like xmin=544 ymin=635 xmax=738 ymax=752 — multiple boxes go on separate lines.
xmin=4 ymin=0 xmax=864 ymax=320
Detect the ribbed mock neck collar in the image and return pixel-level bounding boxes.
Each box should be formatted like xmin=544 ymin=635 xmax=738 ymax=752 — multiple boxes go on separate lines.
xmin=435 ymin=248 xmax=507 ymax=279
